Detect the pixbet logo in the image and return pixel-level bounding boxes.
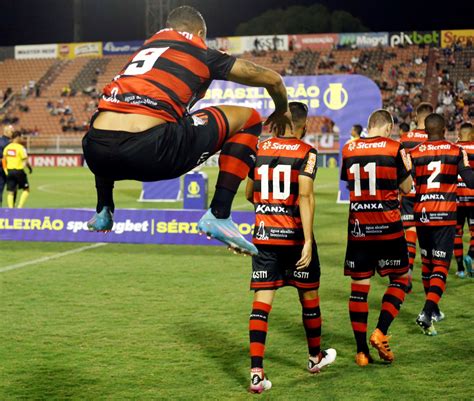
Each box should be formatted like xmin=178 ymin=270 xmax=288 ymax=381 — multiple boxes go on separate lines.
xmin=390 ymin=31 xmax=439 ymax=47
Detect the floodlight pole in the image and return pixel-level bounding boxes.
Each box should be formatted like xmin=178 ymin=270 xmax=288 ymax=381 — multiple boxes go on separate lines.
xmin=73 ymin=0 xmax=83 ymax=42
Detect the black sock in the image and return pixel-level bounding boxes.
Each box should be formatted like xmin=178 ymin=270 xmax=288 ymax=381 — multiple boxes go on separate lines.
xmin=96 ymin=176 xmax=115 ymax=213
xmin=210 ymin=187 xmax=235 ymax=219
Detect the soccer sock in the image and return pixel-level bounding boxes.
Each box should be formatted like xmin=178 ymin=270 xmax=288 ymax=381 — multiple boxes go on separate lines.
xmin=421 ymin=259 xmax=431 ymax=295
xmin=249 ymin=301 xmax=271 ymax=369
xmin=454 ymin=224 xmax=464 ymax=271
xmin=423 ymin=262 xmax=449 ymax=315
xmin=95 ymin=176 xmax=115 ymax=213
xmin=301 ymin=297 xmax=322 ymax=357
xmin=7 ymin=192 xmax=14 ymax=208
xmin=17 ymin=191 xmax=29 ymax=208
xmin=376 ymin=276 xmax=408 ymax=335
xmin=405 ymin=229 xmax=417 ymax=271
xmin=211 ymin=109 xmax=261 ymax=219
xmin=349 ymin=282 xmax=370 ymax=354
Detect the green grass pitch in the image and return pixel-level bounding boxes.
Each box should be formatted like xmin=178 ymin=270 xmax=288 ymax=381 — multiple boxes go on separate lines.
xmin=0 ymin=167 xmax=473 ymax=400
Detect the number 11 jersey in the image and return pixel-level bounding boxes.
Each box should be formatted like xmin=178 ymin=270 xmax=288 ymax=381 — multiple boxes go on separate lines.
xmin=341 ymin=137 xmax=411 ymax=241
xmin=250 ymin=137 xmax=317 ymax=246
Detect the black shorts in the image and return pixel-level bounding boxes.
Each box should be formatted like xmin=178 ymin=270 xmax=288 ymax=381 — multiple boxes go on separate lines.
xmin=456 ymin=206 xmax=474 ymax=228
xmin=416 ymin=225 xmax=456 ymax=265
xmin=344 ymin=236 xmax=409 ymax=279
xmin=6 ymin=169 xmax=29 ymax=191
xmin=251 ymin=244 xmax=321 ymax=291
xmin=82 ymin=107 xmax=229 ymax=182
xmin=401 ymin=196 xmax=415 ymax=228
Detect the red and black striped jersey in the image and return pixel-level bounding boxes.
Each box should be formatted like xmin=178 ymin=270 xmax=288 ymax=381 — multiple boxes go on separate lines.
xmin=98 ymin=29 xmax=236 ymax=122
xmin=341 ymin=136 xmax=411 ymax=241
xmin=410 ymin=140 xmax=471 ymax=226
xmin=250 ymin=137 xmax=317 ymax=246
xmin=399 ymin=129 xmax=427 ymax=198
xmin=457 ymin=141 xmax=474 ymax=206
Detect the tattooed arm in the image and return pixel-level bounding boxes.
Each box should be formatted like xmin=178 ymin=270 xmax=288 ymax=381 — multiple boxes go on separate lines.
xmin=227 ymin=59 xmax=292 ymax=135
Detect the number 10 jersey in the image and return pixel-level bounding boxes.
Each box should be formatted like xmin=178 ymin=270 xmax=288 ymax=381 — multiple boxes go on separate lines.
xmin=250 ymin=137 xmax=317 ymax=246
xmin=341 ymin=136 xmax=411 ymax=241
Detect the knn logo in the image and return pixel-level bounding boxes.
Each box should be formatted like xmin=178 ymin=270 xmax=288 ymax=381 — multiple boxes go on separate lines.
xmin=323 ymin=83 xmax=348 ymax=110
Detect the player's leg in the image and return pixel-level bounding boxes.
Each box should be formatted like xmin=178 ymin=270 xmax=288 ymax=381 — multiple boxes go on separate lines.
xmin=6 ymin=172 xmax=16 ymax=208
xmin=17 ymin=171 xmax=30 ymax=209
xmin=344 ymin=241 xmax=373 ymax=366
xmin=454 ymin=208 xmax=466 ymax=277
xmin=373 ymin=236 xmax=410 ymax=359
xmin=465 ymin=209 xmax=474 ymax=276
xmin=249 ymin=289 xmax=274 ymax=394
xmin=86 ymin=176 xmax=115 ymax=231
xmin=0 ymin=170 xmax=6 ymax=206
xmin=197 ymin=106 xmax=262 ymax=255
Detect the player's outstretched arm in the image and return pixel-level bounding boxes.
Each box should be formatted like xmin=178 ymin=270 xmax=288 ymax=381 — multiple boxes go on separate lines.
xmin=399 ymin=175 xmax=412 ymax=194
xmin=245 ymin=178 xmax=255 ymax=204
xmin=296 ymin=175 xmax=315 ymax=270
xmin=227 ymin=59 xmax=292 ymax=136
xmin=459 ymin=148 xmax=474 ymax=189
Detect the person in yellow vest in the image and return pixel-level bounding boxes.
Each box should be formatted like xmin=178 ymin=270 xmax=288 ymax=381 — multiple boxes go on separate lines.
xmin=2 ymin=132 xmax=32 ymax=208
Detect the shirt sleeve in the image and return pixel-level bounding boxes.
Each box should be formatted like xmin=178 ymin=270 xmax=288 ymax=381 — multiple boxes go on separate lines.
xmin=299 ymin=149 xmax=317 ymax=180
xmin=396 ymin=144 xmax=412 ymax=184
xmin=207 ymin=48 xmax=237 ymax=80
xmin=21 ymin=146 xmax=28 ymax=160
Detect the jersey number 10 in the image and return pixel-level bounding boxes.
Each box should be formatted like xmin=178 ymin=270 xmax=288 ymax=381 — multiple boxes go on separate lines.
xmin=257 ymin=164 xmax=291 ymax=200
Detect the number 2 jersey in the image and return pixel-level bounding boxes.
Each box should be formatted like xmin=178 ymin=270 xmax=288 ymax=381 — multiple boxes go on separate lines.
xmin=250 ymin=137 xmax=317 ymax=246
xmin=98 ymin=29 xmax=237 ymax=122
xmin=410 ymin=140 xmax=472 ymax=226
xmin=341 ymin=137 xmax=411 ymax=241
xmin=457 ymin=141 xmax=474 ymax=207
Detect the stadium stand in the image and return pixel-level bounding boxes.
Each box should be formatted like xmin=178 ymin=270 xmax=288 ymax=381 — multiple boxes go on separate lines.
xmin=0 ymin=41 xmax=472 ymax=151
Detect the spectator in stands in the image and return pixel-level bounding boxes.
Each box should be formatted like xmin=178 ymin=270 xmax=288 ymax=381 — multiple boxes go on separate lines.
xmin=61 ymin=85 xmax=71 ymax=97
xmin=64 ymin=105 xmax=72 ymax=115
xmin=254 ymin=38 xmax=261 ymax=51
xmin=35 ymin=83 xmax=41 ymax=97
xmin=3 ymin=88 xmax=12 ymax=102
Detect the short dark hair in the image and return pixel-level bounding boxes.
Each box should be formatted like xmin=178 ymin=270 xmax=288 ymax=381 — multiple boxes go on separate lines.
xmin=11 ymin=131 xmax=22 ymax=139
xmin=425 ymin=113 xmax=445 ymax=135
xmin=352 ymin=124 xmax=363 ymax=136
xmin=166 ymin=6 xmax=205 ymax=33
xmin=460 ymin=122 xmax=473 ymax=131
xmin=289 ymin=102 xmax=308 ymax=125
xmin=368 ymin=109 xmax=393 ymax=129
xmin=399 ymin=122 xmax=410 ymax=133
xmin=416 ymin=102 xmax=434 ymax=116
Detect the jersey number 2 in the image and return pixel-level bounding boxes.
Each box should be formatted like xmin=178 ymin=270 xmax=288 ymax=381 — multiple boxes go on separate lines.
xmin=427 ymin=160 xmax=441 ymax=189
xmin=258 ymin=164 xmax=291 ymax=200
xmin=123 ymin=47 xmax=169 ymax=76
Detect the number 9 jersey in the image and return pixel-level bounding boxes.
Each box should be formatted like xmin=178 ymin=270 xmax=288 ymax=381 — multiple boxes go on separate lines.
xmin=341 ymin=137 xmax=412 ymax=241
xmin=249 ymin=137 xmax=317 ymax=246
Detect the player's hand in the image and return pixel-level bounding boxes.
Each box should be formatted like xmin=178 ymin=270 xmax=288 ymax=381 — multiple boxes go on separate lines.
xmin=27 ymin=166 xmax=33 ymax=174
xmin=264 ymin=110 xmax=293 ymax=137
xmin=296 ymin=241 xmax=312 ymax=270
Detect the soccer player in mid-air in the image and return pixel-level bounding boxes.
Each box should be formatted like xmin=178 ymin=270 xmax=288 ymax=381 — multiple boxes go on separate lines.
xmin=454 ymin=122 xmax=474 ymax=278
xmin=82 ymin=6 xmax=292 ymax=255
xmin=2 ymin=132 xmax=32 ymax=208
xmin=245 ymin=102 xmax=336 ymax=393
xmin=411 ymin=114 xmax=474 ymax=335
xmin=399 ymin=102 xmax=432 ymax=292
xmin=341 ymin=110 xmax=412 ymax=366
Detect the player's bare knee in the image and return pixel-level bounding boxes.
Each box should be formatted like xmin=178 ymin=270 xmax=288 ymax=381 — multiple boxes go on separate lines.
xmin=299 ymin=289 xmax=318 ymax=301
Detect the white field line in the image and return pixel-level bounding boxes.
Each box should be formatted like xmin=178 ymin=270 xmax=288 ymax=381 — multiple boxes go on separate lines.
xmin=0 ymin=243 xmax=107 ymax=273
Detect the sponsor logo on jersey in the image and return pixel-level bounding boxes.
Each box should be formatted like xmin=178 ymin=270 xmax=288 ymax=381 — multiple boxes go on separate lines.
xmin=420 ymin=207 xmax=430 ymax=223
xmin=255 ymin=204 xmax=288 ymax=214
xmin=345 ymin=260 xmax=355 ymax=269
xmin=252 ymin=271 xmax=268 ymax=279
xmin=378 ymin=259 xmax=402 ymax=268
xmin=420 ymin=194 xmax=445 ymax=202
xmin=407 ymin=131 xmax=428 ymax=139
xmin=6 ymin=149 xmax=17 ymax=156
xmin=432 ymin=249 xmax=446 ymax=258
xmin=261 ymin=140 xmax=301 ymax=151
xmin=351 ymin=202 xmax=384 ymax=211
xmin=304 ymin=152 xmax=316 ymax=174
xmin=255 ymin=221 xmax=269 ymax=240
xmin=349 ymin=141 xmax=387 ymax=151
xmin=292 ymin=270 xmax=310 ymax=279
xmin=350 ymin=219 xmax=365 ymax=237
xmin=191 ymin=114 xmax=207 ymax=126
xmin=418 ymin=143 xmax=451 ymax=152
xmin=420 ymin=248 xmax=428 ymax=256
